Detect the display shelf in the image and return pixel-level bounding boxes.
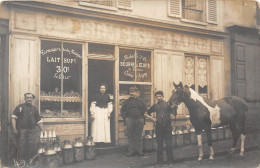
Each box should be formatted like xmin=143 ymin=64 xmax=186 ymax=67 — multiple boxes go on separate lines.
xmin=41 ymin=96 xmax=82 ymax=102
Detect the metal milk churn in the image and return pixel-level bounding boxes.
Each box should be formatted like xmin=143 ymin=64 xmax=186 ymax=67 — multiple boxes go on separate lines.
xmin=143 ymin=130 xmax=153 ymax=152
xmin=211 ymin=128 xmax=218 ymax=141
xmin=73 ymin=137 xmax=85 ymax=162
xmin=171 ymin=129 xmax=176 ymax=147
xmin=224 ymin=126 xmax=232 ymax=139
xmin=37 ymin=142 xmax=45 ymax=168
xmin=190 ymin=127 xmax=197 ymax=144
xmin=152 ymin=132 xmax=157 ymax=150
xmin=53 ymin=140 xmax=63 ymax=167
xmin=176 ymin=127 xmax=183 ymax=147
xmin=84 ymin=136 xmax=96 ymax=160
xmin=62 ymin=140 xmax=74 ymax=164
xmin=44 ymin=143 xmax=58 ymax=168
xmin=183 ymin=126 xmax=190 ymax=146
xmin=218 ymin=127 xmax=224 ymax=140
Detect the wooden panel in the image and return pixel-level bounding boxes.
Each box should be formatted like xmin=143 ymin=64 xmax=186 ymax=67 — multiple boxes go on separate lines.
xmin=44 ymin=123 xmax=85 ymax=139
xmin=154 ymin=50 xmax=184 ymax=115
xmin=9 ymin=35 xmax=39 ymax=116
xmin=210 ymin=58 xmax=224 ymax=100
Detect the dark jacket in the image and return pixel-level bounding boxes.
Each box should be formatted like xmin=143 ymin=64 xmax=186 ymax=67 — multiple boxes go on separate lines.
xmin=121 ymin=97 xmax=147 ymax=119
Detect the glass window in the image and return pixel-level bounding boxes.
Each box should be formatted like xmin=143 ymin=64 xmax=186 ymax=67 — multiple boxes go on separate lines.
xmin=119 ymin=48 xmax=152 ymax=118
xmin=184 ymin=55 xmax=208 ymax=97
xmin=40 ymin=40 xmax=82 ymax=118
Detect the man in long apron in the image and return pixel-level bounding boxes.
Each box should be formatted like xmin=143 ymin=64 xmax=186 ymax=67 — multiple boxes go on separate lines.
xmin=11 ymin=93 xmax=44 ymax=164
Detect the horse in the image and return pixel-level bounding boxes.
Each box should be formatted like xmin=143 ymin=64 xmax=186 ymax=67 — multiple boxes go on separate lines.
xmin=168 ymin=82 xmax=248 ymax=162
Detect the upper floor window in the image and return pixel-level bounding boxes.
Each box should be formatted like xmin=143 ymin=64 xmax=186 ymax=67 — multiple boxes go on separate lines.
xmin=168 ymin=0 xmax=217 ymax=24
xmin=182 ymin=0 xmax=205 ymax=22
xmin=79 ymin=0 xmax=132 ymax=11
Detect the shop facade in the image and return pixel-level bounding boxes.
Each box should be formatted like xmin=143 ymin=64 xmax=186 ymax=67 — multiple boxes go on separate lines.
xmin=4 ymin=2 xmax=226 ymax=149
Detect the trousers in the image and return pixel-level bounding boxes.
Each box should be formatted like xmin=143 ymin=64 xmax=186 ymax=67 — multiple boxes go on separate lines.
xmin=125 ymin=118 xmax=144 ymax=154
xmin=18 ymin=129 xmax=40 ymax=163
xmin=156 ymin=123 xmax=173 ymax=163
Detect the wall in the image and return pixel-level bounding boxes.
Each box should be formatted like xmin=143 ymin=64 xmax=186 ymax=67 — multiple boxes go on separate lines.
xmin=223 ymin=0 xmax=258 ymax=28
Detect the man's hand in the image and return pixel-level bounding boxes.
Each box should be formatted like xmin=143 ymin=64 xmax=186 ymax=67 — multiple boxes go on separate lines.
xmin=144 ymin=113 xmax=156 ymax=123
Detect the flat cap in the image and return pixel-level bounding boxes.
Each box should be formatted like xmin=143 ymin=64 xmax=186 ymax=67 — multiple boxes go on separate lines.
xmin=129 ymin=86 xmax=138 ymax=92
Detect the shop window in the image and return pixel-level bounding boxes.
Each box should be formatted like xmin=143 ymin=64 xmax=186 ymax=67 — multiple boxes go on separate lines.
xmin=40 ymin=40 xmax=82 ymax=118
xmin=184 ymin=55 xmax=209 ymax=98
xmin=119 ymin=48 xmax=152 ymax=118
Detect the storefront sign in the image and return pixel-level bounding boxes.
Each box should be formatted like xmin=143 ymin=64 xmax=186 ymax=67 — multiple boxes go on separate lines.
xmin=119 ymin=49 xmax=151 ymax=82
xmin=13 ymin=11 xmax=222 ymax=54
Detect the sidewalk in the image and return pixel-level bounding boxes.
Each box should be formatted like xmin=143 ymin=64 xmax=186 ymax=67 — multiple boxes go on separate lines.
xmin=63 ymin=133 xmax=260 ymax=168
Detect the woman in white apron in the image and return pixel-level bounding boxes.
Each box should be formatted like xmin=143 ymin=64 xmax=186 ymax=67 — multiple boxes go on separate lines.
xmin=90 ymin=83 xmax=113 ymax=143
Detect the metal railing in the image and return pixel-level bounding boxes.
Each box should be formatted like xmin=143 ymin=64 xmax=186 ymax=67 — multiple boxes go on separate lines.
xmin=182 ymin=7 xmax=203 ymax=22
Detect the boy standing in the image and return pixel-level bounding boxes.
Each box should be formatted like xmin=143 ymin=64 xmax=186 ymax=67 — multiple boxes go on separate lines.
xmin=145 ymin=91 xmax=176 ymax=164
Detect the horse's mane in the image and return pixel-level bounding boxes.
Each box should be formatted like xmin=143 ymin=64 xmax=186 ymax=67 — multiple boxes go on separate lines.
xmin=188 ymin=88 xmax=216 ymax=109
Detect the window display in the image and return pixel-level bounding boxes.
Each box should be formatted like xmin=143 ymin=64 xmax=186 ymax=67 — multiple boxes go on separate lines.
xmin=119 ymin=48 xmax=152 ymax=118
xmin=40 ymin=40 xmax=82 ymax=118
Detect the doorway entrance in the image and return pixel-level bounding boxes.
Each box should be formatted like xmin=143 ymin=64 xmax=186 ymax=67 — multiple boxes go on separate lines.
xmin=88 ymin=59 xmax=115 ymax=147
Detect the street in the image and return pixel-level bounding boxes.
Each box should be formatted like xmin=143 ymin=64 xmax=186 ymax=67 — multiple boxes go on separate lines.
xmin=62 ymin=149 xmax=260 ymax=168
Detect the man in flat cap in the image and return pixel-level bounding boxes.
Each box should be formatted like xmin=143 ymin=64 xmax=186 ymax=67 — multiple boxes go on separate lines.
xmin=121 ymin=86 xmax=147 ymax=156
xmin=12 ymin=93 xmax=44 ymax=164
xmin=145 ymin=91 xmax=177 ymax=165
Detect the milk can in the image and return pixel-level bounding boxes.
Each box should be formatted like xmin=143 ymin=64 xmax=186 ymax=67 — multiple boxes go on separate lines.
xmin=152 ymin=132 xmax=157 ymax=150
xmin=183 ymin=126 xmax=190 ymax=146
xmin=85 ymin=136 xmax=96 ymax=160
xmin=44 ymin=143 xmax=58 ymax=168
xmin=190 ymin=127 xmax=197 ymax=144
xmin=73 ymin=137 xmax=85 ymax=162
xmin=62 ymin=140 xmax=74 ymax=164
xmin=224 ymin=126 xmax=232 ymax=139
xmin=171 ymin=130 xmax=176 ymax=147
xmin=36 ymin=142 xmax=45 ymax=168
xmin=202 ymin=130 xmax=207 ymax=143
xmin=218 ymin=127 xmax=224 ymax=140
xmin=143 ymin=130 xmax=153 ymax=152
xmin=211 ymin=128 xmax=218 ymax=141
xmin=53 ymin=140 xmax=63 ymax=167
xmin=176 ymin=127 xmax=183 ymax=147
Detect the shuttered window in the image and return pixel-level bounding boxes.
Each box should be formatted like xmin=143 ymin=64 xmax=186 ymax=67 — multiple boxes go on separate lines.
xmin=118 ymin=0 xmax=132 ymax=10
xmin=168 ymin=0 xmax=218 ymax=24
xmin=207 ymin=0 xmax=218 ymax=24
xmin=168 ymin=0 xmax=182 ymax=18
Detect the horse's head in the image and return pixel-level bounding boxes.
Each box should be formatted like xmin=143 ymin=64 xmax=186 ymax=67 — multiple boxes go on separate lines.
xmin=168 ymin=82 xmax=190 ymax=109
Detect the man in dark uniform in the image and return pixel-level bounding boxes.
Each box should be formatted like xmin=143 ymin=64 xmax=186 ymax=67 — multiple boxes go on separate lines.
xmin=11 ymin=93 xmax=44 ymax=164
xmin=145 ymin=91 xmax=177 ymax=164
xmin=121 ymin=86 xmax=147 ymax=156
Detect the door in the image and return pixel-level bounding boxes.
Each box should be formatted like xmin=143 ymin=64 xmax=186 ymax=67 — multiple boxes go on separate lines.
xmin=88 ymin=59 xmax=115 ymax=147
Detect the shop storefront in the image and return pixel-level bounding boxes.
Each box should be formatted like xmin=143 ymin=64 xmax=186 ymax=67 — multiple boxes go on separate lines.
xmin=6 ymin=4 xmax=225 ymax=147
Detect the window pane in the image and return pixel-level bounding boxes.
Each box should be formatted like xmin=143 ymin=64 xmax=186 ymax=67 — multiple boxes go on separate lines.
xmin=119 ymin=48 xmax=135 ymax=81
xmin=62 ymin=42 xmax=82 ymax=118
xmin=198 ymin=57 xmax=208 ymax=98
xmin=184 ymin=56 xmax=195 ymax=90
xmin=136 ymin=50 xmax=151 ymax=82
xmin=40 ymin=40 xmax=62 ymax=118
xmin=119 ymin=84 xmax=151 ymax=118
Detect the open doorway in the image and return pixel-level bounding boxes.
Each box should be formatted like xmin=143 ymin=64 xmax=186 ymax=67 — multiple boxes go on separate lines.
xmin=88 ymin=59 xmax=115 ymax=147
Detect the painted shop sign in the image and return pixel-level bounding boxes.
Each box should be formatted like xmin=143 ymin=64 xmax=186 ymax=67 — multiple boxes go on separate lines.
xmin=119 ymin=49 xmax=151 ymax=82
xmin=13 ymin=11 xmax=222 ymax=54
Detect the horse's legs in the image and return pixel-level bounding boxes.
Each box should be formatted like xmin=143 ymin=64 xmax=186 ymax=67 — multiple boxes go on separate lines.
xmin=205 ymin=128 xmax=214 ymax=160
xmin=229 ymin=124 xmax=240 ymax=155
xmin=239 ymin=134 xmax=246 ymax=158
xmin=196 ymin=134 xmax=203 ymax=161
